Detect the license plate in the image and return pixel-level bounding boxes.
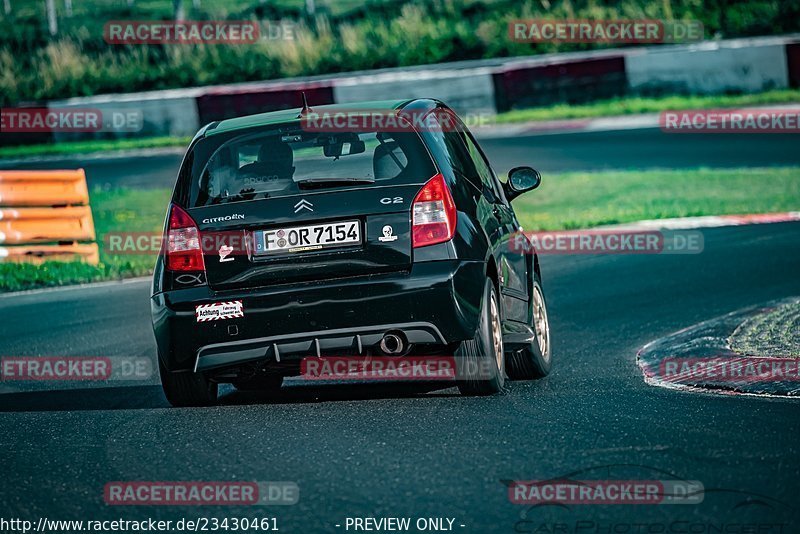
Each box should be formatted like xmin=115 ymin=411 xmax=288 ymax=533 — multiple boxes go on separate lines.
xmin=256 ymin=220 xmax=361 ymax=254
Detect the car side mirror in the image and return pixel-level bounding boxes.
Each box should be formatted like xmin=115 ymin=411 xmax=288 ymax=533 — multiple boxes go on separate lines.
xmin=504 ymin=166 xmax=541 ymax=201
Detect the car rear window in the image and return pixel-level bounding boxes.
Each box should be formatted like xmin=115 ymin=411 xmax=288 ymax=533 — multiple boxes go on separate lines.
xmin=189 ymin=127 xmax=437 ymax=207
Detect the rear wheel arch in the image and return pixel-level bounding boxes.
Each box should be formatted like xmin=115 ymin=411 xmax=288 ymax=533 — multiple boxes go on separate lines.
xmin=531 ymin=253 xmax=546 ymax=326
xmin=485 ymin=256 xmax=500 ymax=296
xmin=530 ymin=252 xmax=540 ymax=309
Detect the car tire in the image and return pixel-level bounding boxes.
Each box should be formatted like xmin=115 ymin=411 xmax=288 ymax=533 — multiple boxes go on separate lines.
xmin=232 ymin=375 xmax=283 ymax=392
xmin=457 ymin=278 xmax=506 ymax=396
xmin=159 ymin=358 xmax=218 ymax=407
xmin=507 ymin=274 xmax=551 ymax=380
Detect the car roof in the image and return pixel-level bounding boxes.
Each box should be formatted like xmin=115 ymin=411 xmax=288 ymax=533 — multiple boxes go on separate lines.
xmin=205 ymin=99 xmax=440 ymax=137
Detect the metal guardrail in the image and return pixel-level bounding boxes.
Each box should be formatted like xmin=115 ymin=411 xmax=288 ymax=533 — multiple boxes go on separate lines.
xmin=0 ymin=170 xmax=99 ymax=264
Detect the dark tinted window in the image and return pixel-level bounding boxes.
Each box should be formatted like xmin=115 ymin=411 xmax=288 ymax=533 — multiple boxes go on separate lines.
xmin=423 ymin=110 xmax=480 ymax=188
xmin=462 ymin=131 xmax=501 ymax=197
xmin=443 ymin=130 xmax=478 ymax=180
xmin=188 ymin=128 xmax=436 ymax=207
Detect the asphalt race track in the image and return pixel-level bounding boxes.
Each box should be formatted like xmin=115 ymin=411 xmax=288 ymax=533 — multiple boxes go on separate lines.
xmin=3 ymin=129 xmax=800 ymax=189
xmin=1 ymin=221 xmax=799 ymax=530
xmin=1 ymin=127 xmax=799 ymax=530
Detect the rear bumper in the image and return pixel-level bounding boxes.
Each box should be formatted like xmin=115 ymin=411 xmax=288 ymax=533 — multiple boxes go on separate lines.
xmin=152 ymin=260 xmax=486 ymax=372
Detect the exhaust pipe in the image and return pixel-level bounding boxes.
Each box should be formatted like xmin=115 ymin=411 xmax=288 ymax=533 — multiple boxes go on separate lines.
xmin=379 ymin=333 xmax=405 ymax=355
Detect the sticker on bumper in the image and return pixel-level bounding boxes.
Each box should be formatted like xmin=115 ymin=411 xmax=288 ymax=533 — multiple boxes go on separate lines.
xmin=196 ymin=301 xmax=244 ymax=322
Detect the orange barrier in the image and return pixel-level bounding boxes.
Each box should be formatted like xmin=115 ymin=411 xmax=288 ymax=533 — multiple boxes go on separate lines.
xmin=0 ymin=244 xmax=100 ymax=264
xmin=0 ymin=170 xmax=90 ymax=206
xmin=0 ymin=169 xmax=99 ymax=265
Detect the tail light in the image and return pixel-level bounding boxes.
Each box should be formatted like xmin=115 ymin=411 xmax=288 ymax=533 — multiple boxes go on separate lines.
xmin=165 ymin=204 xmax=205 ymax=272
xmin=412 ymin=173 xmax=457 ymax=248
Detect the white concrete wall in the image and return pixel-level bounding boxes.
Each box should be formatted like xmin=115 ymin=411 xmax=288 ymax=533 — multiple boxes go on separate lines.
xmin=626 ymin=38 xmax=790 ymax=94
xmin=49 ymin=88 xmax=202 ymax=142
xmin=36 ymin=34 xmax=800 ymax=142
xmin=333 ymin=68 xmax=497 ymax=116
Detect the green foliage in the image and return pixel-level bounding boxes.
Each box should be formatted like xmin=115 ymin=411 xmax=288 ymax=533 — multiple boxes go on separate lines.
xmin=511 ymin=167 xmax=800 ymax=231
xmin=0 ymin=187 xmax=171 ymax=292
xmin=494 ymin=90 xmax=800 ymax=124
xmin=0 ymin=262 xmax=108 ymax=292
xmin=2 ymin=0 xmax=798 ymax=105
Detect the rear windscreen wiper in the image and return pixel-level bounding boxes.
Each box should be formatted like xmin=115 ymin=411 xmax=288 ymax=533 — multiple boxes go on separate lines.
xmin=297 ymin=178 xmax=376 ymax=189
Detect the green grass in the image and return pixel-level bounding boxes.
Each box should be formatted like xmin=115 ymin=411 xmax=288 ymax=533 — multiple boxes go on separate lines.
xmin=0 ymin=166 xmax=798 ymax=292
xmin=729 ymin=301 xmax=800 ymax=357
xmin=0 ymin=136 xmax=191 ymax=159
xmin=0 ymin=187 xmax=171 ymax=292
xmin=494 ymin=90 xmax=800 ymax=124
xmin=4 ymin=0 xmax=800 ymax=105
xmin=511 ymin=167 xmax=800 ymax=230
